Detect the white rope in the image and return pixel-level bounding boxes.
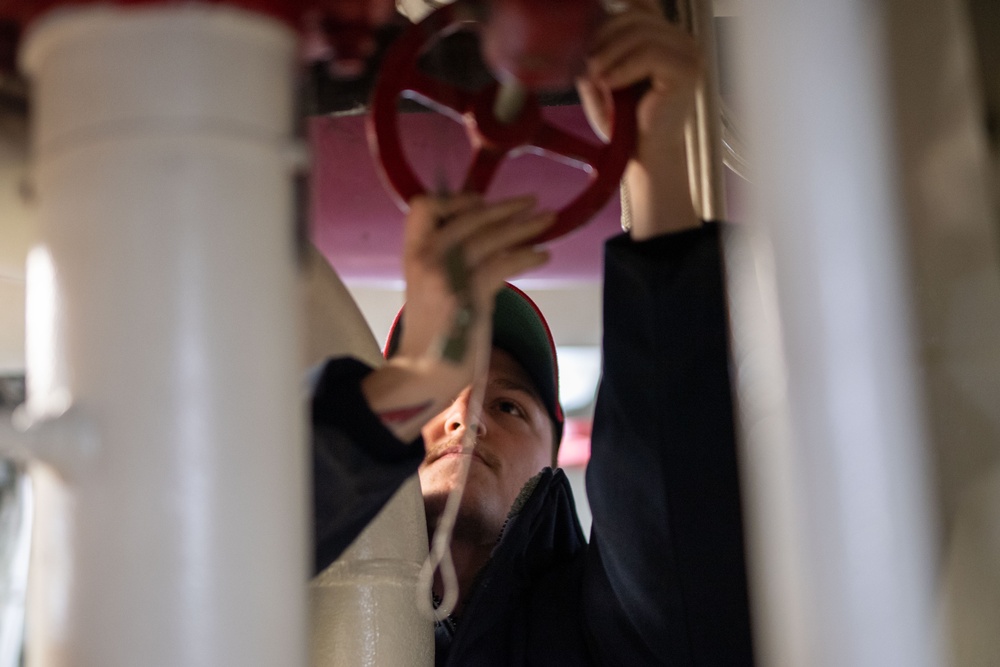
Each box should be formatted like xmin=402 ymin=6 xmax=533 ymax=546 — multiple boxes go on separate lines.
xmin=416 ymin=306 xmax=492 ymax=621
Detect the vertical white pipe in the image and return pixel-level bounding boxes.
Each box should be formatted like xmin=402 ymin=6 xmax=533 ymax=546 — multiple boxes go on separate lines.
xmin=880 ymin=0 xmax=1000 ymax=663
xmin=0 ymin=459 xmax=32 ymax=667
xmin=0 ymin=98 xmax=33 ymax=374
xmin=729 ymin=2 xmax=942 ymax=667
xmin=19 ymin=6 xmax=306 ymax=666
xmin=0 ymin=97 xmax=33 ymax=667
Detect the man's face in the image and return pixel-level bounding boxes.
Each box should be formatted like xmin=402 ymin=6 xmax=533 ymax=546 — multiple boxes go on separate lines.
xmin=419 ymin=348 xmax=554 ymax=544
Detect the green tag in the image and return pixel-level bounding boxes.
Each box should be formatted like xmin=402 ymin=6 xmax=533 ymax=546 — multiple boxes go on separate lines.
xmin=441 ymin=304 xmax=473 ymax=363
xmin=440 ymin=245 xmax=474 ymax=364
xmin=444 ymin=245 xmax=469 ymax=293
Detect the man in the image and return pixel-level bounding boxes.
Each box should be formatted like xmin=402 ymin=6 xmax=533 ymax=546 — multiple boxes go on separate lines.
xmin=311 ymin=0 xmax=754 ymax=663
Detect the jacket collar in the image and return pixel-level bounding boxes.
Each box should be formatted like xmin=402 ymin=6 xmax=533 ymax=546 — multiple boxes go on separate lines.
xmin=443 ymin=467 xmax=587 ymax=660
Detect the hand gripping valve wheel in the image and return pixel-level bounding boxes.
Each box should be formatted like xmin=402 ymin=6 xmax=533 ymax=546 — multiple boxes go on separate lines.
xmin=367 ymin=0 xmax=639 ymax=245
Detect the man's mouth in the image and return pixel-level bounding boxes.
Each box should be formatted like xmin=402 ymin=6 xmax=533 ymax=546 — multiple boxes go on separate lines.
xmin=436 ymin=445 xmax=467 ymax=459
xmin=427 ymin=441 xmax=496 ymax=469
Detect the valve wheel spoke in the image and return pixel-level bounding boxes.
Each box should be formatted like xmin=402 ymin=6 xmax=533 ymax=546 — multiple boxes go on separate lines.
xmin=406 ymin=70 xmax=474 ymax=117
xmin=532 ymin=123 xmax=605 ymax=168
xmin=462 ymin=147 xmax=506 ymax=193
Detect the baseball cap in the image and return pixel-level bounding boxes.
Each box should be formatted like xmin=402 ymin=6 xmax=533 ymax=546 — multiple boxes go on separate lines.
xmin=383 ymin=283 xmax=565 ymax=452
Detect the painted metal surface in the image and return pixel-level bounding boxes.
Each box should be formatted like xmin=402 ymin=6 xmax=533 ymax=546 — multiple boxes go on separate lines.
xmin=0 ymin=459 xmax=31 ymax=667
xmin=0 ymin=102 xmax=31 ymax=374
xmin=729 ymin=1 xmax=942 ymax=666
xmin=17 ymin=6 xmax=307 ymax=665
xmin=0 ymin=0 xmax=396 ymax=33
xmin=300 ymin=245 xmax=433 ymax=667
xmin=881 ymin=0 xmax=1000 ymax=663
xmin=311 ymin=477 xmax=433 ymax=667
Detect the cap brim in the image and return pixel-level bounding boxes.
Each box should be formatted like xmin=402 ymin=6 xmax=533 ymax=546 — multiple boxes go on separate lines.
xmin=383 ymin=284 xmax=564 ymax=441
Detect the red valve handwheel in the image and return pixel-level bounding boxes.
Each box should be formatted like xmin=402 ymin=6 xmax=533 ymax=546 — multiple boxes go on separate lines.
xmin=366 ymin=2 xmax=638 ymax=244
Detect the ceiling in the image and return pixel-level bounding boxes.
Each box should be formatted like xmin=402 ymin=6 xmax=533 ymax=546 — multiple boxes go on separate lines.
xmin=309 ymin=106 xmax=628 ymax=286
xmin=303 ymin=8 xmax=754 ymax=348
xmin=308 ymin=99 xmax=748 ymax=346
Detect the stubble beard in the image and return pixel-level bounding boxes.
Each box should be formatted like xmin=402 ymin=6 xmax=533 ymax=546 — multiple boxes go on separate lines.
xmin=421 ymin=436 xmax=505 ymax=546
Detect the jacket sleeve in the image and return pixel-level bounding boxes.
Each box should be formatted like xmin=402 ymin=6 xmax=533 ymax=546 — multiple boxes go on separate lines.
xmin=311 ymin=357 xmax=426 ymax=575
xmin=583 ymin=224 xmax=754 ymax=665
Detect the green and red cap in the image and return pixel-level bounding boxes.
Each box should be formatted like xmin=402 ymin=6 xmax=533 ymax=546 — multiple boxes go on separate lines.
xmin=383 ymin=283 xmax=564 ymax=450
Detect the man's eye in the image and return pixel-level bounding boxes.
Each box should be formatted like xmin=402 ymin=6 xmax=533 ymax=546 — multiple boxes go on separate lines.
xmin=496 ymin=400 xmax=524 ymax=417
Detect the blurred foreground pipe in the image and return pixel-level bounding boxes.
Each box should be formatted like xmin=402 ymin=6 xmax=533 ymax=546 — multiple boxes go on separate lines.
xmin=17 ymin=6 xmax=306 ymax=665
xmin=0 ymin=98 xmax=32 ymax=375
xmin=728 ymin=1 xmax=942 ymax=666
xmin=0 ymin=458 xmax=31 ymax=667
xmin=880 ymin=0 xmax=1000 ymax=664
xmin=0 ymin=100 xmax=33 ymax=667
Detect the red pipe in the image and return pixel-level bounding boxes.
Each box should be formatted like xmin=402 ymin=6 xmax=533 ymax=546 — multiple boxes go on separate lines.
xmin=0 ymin=0 xmax=396 ymax=74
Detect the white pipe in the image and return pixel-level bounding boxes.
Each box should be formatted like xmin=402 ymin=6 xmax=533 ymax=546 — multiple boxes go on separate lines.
xmin=729 ymin=1 xmax=942 ymax=667
xmin=19 ymin=6 xmax=306 ymax=666
xmin=0 ymin=459 xmax=32 ymax=667
xmin=880 ymin=0 xmax=1000 ymax=663
xmin=0 ymin=100 xmax=33 ymax=374
xmin=300 ymin=246 xmax=433 ymax=667
xmin=711 ymin=0 xmax=745 ymax=17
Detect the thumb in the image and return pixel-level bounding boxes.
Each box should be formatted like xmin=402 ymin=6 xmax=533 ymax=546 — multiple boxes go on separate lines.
xmin=576 ymin=77 xmax=613 ymax=142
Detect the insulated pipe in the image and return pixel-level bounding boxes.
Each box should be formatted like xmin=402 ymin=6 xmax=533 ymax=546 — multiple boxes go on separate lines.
xmin=311 ymin=476 xmax=433 ymax=667
xmin=17 ymin=6 xmax=306 ymax=665
xmin=299 ymin=245 xmax=433 ymax=667
xmin=728 ymin=2 xmax=942 ymax=667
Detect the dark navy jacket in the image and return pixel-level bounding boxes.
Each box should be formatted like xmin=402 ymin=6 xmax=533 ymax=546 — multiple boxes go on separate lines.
xmin=311 ymin=225 xmax=754 ymax=665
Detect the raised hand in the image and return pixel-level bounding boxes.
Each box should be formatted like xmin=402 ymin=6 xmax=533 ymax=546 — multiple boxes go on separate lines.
xmin=396 ymin=193 xmax=552 ymax=367
xmin=578 ymin=0 xmax=704 ymax=237
xmin=361 ymin=194 xmax=553 ymax=441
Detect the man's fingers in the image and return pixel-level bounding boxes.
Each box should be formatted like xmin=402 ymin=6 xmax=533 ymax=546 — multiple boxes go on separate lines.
xmin=434 ymin=194 xmax=538 ymax=249
xmin=613 ymin=0 xmax=666 ymax=18
xmin=463 ymin=210 xmax=556 ymax=266
xmin=576 ymin=76 xmax=613 ymax=141
xmin=474 ymin=246 xmax=550 ymax=300
xmin=406 ymin=192 xmax=482 ymax=235
xmin=590 ymin=9 xmax=666 ymax=57
xmin=404 ymin=194 xmax=552 ymax=309
xmin=589 ymin=20 xmax=699 ymax=84
xmin=434 ymin=191 xmax=487 ymax=220
xmin=597 ymin=39 xmax=701 ymax=94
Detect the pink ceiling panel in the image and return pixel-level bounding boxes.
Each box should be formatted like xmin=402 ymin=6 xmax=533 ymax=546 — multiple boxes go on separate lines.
xmin=309 ymin=106 xmax=625 ymax=283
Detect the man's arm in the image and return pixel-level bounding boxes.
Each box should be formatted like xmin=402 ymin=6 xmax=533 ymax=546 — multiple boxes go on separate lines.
xmin=313 ymin=195 xmax=555 ymax=572
xmin=578 ymin=2 xmax=754 ymax=663
xmin=312 ymin=357 xmax=428 ymax=574
xmin=577 ymin=0 xmax=702 ymax=239
xmin=583 ymin=226 xmax=753 ymax=664
xmin=359 ymin=194 xmax=553 ymax=442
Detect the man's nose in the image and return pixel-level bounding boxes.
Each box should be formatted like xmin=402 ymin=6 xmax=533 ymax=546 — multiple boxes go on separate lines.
xmin=444 ymin=395 xmax=486 ymax=438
